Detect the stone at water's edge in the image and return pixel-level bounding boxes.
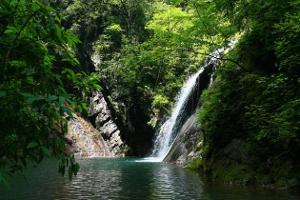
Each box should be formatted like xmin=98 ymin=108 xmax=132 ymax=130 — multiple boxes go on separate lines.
xmin=163 ymin=114 xmax=203 ymax=166
xmin=88 ymin=92 xmax=128 ymax=156
xmin=66 ymin=115 xmax=113 ymax=157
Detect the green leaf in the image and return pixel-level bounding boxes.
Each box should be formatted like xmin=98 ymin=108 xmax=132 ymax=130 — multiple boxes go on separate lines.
xmin=62 ymin=68 xmax=76 ymax=81
xmin=41 ymin=147 xmax=50 ymax=157
xmin=21 ymin=93 xmax=44 ymax=103
xmin=59 ymin=96 xmax=65 ymax=106
xmin=80 ymin=102 xmax=88 ymax=112
xmin=27 ymin=142 xmax=39 ymax=149
xmin=4 ymin=25 xmax=18 ymax=36
xmin=48 ymin=95 xmax=58 ymax=101
xmin=55 ymin=24 xmax=62 ymax=42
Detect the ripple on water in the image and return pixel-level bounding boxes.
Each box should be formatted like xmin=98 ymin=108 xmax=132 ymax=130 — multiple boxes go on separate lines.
xmin=0 ymin=158 xmax=299 ymax=200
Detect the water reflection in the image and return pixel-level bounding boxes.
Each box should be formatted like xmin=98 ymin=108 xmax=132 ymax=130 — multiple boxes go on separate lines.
xmin=0 ymin=158 xmax=299 ymax=200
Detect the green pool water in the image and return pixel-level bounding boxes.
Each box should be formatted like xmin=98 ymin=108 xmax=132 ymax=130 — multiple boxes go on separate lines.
xmin=0 ymin=158 xmax=299 ymax=200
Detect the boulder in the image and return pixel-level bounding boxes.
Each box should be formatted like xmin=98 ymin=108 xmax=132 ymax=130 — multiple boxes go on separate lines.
xmin=66 ymin=114 xmax=113 ymax=158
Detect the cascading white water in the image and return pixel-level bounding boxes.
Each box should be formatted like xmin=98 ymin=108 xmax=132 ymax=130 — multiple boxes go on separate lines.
xmin=150 ymin=68 xmax=204 ymax=161
xmin=139 ymin=41 xmax=238 ymax=163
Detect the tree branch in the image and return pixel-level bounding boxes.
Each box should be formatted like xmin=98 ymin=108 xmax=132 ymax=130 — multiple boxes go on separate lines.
xmin=192 ymin=50 xmax=250 ymax=72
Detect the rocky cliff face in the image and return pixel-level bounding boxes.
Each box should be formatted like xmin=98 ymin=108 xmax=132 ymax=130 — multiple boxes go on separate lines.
xmin=163 ymin=114 xmax=203 ymax=166
xmin=88 ymin=92 xmax=128 ymax=156
xmin=66 ymin=114 xmax=112 ymax=157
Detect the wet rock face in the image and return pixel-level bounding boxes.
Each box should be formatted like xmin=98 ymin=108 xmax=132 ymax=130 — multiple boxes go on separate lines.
xmin=66 ymin=115 xmax=112 ymax=158
xmin=163 ymin=114 xmax=202 ymax=166
xmin=88 ymin=92 xmax=128 ymax=156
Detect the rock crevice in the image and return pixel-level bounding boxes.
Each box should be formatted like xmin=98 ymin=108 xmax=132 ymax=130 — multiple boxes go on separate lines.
xmin=88 ymin=92 xmax=128 ymax=156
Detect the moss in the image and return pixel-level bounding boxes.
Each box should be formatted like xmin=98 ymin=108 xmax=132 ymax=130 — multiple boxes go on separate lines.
xmin=209 ymin=161 xmax=255 ymax=186
xmin=185 ymin=158 xmax=203 ymax=171
xmin=189 ymin=154 xmax=300 ymax=189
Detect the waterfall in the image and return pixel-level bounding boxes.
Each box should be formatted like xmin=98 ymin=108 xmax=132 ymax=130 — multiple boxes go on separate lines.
xmin=139 ymin=41 xmax=237 ymax=163
xmin=150 ymin=69 xmax=204 ymax=161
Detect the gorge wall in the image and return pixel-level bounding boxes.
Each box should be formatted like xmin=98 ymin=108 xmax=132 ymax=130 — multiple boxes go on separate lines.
xmin=98 ymin=83 xmax=155 ymax=156
xmin=88 ymin=92 xmax=129 ymax=156
xmin=65 ymin=92 xmax=130 ymax=158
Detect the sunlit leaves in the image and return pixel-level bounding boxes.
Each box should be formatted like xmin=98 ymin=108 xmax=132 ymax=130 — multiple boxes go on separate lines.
xmin=4 ymin=25 xmax=18 ymax=36
xmin=152 ymin=94 xmax=170 ymax=110
xmin=147 ymin=6 xmax=193 ymax=34
xmin=62 ymin=68 xmax=101 ymax=94
xmin=106 ymin=24 xmax=123 ymax=33
xmin=89 ymin=0 xmax=238 ymax=128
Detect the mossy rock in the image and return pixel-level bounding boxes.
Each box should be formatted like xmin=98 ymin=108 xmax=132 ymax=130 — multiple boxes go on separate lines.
xmin=186 ymin=158 xmax=203 ymax=171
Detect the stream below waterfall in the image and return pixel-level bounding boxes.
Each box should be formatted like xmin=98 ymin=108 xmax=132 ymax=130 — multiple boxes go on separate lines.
xmin=1 ymin=158 xmax=299 ymax=200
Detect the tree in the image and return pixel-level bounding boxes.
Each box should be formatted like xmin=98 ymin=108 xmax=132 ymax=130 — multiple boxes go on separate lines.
xmin=0 ymin=0 xmax=99 ymax=185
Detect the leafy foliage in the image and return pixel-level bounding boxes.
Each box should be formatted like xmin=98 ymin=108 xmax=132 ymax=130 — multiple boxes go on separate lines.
xmin=90 ymin=1 xmax=237 ymax=128
xmin=197 ymin=0 xmax=300 ymax=186
xmin=0 ymin=0 xmax=99 ymax=184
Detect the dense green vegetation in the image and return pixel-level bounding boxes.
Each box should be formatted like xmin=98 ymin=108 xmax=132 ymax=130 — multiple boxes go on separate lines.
xmin=0 ymin=0 xmax=100 ymax=184
xmin=0 ymin=0 xmax=299 ymax=188
xmin=197 ymin=0 xmax=300 ymax=187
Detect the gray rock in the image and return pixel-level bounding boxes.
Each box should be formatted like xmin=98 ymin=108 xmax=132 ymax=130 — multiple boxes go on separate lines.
xmin=99 ymin=120 xmax=118 ymax=139
xmin=88 ymin=91 xmax=128 ymax=156
xmin=66 ymin=115 xmax=113 ymax=158
xmin=163 ymin=114 xmax=202 ymax=166
xmin=95 ymin=111 xmax=111 ymax=126
xmin=89 ymin=92 xmax=107 ymax=116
